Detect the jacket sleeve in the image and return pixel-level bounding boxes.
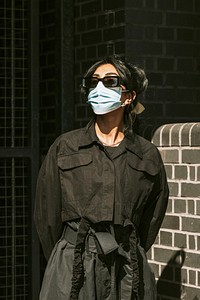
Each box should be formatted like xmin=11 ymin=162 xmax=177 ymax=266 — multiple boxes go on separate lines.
xmin=34 ymin=141 xmax=63 ymax=260
xmin=138 ymin=156 xmax=169 ymax=252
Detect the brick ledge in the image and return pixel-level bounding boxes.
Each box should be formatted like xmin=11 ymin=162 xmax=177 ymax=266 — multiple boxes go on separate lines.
xmin=152 ymin=123 xmax=200 ymax=147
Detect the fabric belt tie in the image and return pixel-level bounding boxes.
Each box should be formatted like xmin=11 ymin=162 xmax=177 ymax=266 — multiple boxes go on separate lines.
xmin=67 ymin=218 xmax=140 ymax=299
xmin=64 ymin=225 xmax=118 ymax=255
xmin=69 ymin=217 xmax=90 ymax=300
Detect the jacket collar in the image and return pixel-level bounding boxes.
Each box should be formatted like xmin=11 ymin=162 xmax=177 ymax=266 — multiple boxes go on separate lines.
xmin=78 ymin=119 xmax=98 ymax=147
xmin=125 ymin=132 xmax=143 ymax=159
xmin=78 ymin=119 xmax=143 ymax=160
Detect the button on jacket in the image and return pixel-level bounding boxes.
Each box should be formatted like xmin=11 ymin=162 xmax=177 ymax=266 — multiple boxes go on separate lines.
xmin=34 ymin=119 xmax=169 ymax=261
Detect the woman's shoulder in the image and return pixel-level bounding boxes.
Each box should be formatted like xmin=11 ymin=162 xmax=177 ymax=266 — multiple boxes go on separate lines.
xmin=59 ymin=127 xmax=83 ymax=142
xmin=48 ymin=127 xmax=85 ymax=155
xmin=137 ymin=134 xmax=157 ymax=150
xmin=135 ymin=134 xmax=163 ymax=163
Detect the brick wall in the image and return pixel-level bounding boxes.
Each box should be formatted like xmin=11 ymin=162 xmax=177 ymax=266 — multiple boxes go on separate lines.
xmin=74 ymin=0 xmax=126 ymax=128
xmin=39 ymin=0 xmax=200 ymax=145
xmin=73 ymin=0 xmax=200 ymax=138
xmin=150 ymin=123 xmax=200 ymax=300
xmin=39 ymin=0 xmax=60 ymax=154
xmin=125 ymin=0 xmax=200 ymax=138
xmin=39 ymin=0 xmax=74 ymax=155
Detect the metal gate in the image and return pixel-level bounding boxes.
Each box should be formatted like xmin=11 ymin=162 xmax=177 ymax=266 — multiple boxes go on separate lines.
xmin=0 ymin=0 xmax=40 ymax=299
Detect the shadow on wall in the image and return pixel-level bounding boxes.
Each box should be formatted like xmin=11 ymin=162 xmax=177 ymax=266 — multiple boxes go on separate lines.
xmin=156 ymin=249 xmax=200 ymax=300
xmin=156 ymin=249 xmax=186 ymax=300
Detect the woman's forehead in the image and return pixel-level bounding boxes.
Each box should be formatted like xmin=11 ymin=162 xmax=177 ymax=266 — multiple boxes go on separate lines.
xmin=93 ymin=63 xmax=119 ymax=77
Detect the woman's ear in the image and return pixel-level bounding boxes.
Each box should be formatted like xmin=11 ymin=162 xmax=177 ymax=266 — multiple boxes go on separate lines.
xmin=121 ymin=90 xmax=136 ymax=107
xmin=132 ymin=91 xmax=136 ymax=101
xmin=126 ymin=91 xmax=136 ymax=105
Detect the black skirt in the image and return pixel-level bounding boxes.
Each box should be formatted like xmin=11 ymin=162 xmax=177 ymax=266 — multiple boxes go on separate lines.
xmin=39 ymin=225 xmax=156 ymax=300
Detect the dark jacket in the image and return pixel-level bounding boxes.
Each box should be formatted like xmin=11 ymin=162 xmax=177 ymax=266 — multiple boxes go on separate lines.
xmin=34 ymin=120 xmax=169 ymax=261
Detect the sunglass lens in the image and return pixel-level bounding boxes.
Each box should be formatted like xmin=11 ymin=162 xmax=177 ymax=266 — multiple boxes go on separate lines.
xmin=103 ymin=77 xmax=118 ymax=87
xmin=83 ymin=78 xmax=92 ymax=89
xmin=90 ymin=77 xmax=99 ymax=88
xmin=83 ymin=76 xmax=119 ymax=89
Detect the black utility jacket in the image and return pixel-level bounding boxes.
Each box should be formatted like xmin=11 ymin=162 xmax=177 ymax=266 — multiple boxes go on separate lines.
xmin=34 ymin=120 xmax=169 ymax=260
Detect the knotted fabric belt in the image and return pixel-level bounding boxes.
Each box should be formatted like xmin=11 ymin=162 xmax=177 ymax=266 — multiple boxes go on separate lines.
xmin=67 ymin=218 xmax=140 ymax=300
xmin=64 ymin=224 xmax=118 ymax=255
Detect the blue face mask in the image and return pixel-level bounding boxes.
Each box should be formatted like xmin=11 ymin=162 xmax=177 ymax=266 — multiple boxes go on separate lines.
xmin=87 ymin=82 xmax=122 ymax=115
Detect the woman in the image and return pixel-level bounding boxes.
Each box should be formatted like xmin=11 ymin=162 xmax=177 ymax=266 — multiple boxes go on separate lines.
xmin=34 ymin=55 xmax=169 ymax=300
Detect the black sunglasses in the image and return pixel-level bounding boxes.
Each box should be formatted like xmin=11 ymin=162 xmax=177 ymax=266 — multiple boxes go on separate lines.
xmin=82 ymin=76 xmax=121 ymax=89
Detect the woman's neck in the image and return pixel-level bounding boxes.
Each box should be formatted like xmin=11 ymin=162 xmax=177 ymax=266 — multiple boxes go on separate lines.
xmin=95 ymin=112 xmax=125 ymax=146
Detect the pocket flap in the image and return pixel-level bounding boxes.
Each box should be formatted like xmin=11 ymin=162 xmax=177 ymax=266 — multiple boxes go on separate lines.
xmin=127 ymin=155 xmax=159 ymax=176
xmin=58 ymin=153 xmax=92 ymax=170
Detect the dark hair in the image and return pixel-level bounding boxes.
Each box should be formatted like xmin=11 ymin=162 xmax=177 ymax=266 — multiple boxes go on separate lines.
xmin=81 ymin=55 xmax=148 ymax=135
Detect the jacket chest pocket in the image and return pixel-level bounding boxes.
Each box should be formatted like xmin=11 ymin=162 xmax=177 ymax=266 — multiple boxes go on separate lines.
xmin=126 ymin=154 xmax=159 ymax=204
xmin=57 ymin=153 xmax=93 ymax=207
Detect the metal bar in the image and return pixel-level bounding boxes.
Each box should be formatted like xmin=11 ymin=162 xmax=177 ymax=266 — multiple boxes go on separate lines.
xmin=11 ymin=158 xmax=16 ymax=299
xmin=59 ymin=0 xmax=74 ymax=133
xmin=11 ymin=1 xmax=16 ymax=298
xmin=11 ymin=0 xmax=15 ymax=149
xmin=0 ymin=148 xmax=33 ymax=157
xmin=0 ymin=0 xmax=32 ymax=298
xmin=30 ymin=0 xmax=40 ymax=298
